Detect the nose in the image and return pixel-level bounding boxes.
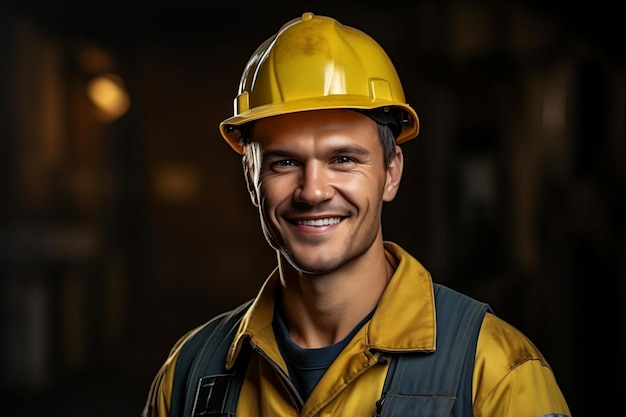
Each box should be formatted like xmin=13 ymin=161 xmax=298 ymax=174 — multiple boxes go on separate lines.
xmin=294 ymin=161 xmax=335 ymax=205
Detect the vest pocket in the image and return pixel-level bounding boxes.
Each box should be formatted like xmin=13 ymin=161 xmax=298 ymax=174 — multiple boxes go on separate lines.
xmin=374 ymin=393 xmax=456 ymax=417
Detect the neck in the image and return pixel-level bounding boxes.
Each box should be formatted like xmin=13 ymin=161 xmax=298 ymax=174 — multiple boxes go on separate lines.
xmin=276 ymin=242 xmax=393 ymax=348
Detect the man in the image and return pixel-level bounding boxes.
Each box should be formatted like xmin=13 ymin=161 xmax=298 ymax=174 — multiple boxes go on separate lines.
xmin=143 ymin=12 xmax=571 ymax=417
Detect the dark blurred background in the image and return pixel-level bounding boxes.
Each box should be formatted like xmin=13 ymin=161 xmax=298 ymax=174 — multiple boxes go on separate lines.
xmin=0 ymin=1 xmax=623 ymax=416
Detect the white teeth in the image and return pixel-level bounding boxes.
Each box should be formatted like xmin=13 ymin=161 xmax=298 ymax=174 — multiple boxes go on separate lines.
xmin=295 ymin=218 xmax=341 ymax=226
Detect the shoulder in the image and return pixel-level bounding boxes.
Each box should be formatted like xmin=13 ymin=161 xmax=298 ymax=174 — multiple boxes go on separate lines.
xmin=473 ymin=313 xmax=571 ymax=416
xmin=142 ymin=300 xmax=253 ymax=417
xmin=141 ymin=325 xmax=205 ymax=417
xmin=476 ymin=312 xmax=550 ymax=368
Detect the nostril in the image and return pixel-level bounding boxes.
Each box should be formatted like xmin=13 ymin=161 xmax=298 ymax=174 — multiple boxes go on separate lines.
xmin=295 ymin=181 xmax=333 ymax=205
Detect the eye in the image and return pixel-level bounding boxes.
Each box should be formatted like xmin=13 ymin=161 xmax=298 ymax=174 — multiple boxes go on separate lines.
xmin=334 ymin=156 xmax=355 ymax=165
xmin=271 ymin=159 xmax=298 ymax=169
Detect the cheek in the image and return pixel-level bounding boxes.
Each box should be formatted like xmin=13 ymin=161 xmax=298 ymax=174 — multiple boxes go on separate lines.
xmin=341 ymin=172 xmax=386 ymax=202
xmin=259 ymin=177 xmax=291 ymax=212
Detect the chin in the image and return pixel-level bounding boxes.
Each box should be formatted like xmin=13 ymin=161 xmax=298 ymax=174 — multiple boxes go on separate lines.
xmin=283 ymin=251 xmax=342 ymax=275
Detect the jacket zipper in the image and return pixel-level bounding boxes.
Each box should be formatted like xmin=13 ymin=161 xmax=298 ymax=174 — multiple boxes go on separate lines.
xmin=252 ymin=344 xmax=305 ymax=412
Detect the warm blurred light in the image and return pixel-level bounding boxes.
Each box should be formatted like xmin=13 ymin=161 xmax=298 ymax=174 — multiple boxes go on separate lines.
xmin=153 ymin=165 xmax=199 ymax=203
xmin=86 ymin=74 xmax=130 ymax=122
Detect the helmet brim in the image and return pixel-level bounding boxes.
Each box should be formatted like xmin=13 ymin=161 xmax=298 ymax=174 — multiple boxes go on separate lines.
xmin=219 ymin=97 xmax=419 ymax=154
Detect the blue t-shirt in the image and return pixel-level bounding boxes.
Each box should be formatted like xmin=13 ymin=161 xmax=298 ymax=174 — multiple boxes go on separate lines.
xmin=273 ymin=307 xmax=375 ymax=401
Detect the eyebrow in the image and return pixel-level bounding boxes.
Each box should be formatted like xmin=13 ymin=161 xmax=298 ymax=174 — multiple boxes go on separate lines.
xmin=261 ymin=149 xmax=295 ymax=159
xmin=332 ymin=145 xmax=370 ymax=156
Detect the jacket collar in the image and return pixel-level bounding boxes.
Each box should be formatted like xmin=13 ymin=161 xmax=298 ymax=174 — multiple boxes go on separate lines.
xmin=367 ymin=241 xmax=436 ymax=352
xmin=226 ymin=241 xmax=436 ymax=368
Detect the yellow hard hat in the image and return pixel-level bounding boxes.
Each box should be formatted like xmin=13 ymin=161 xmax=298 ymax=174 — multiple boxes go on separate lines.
xmin=219 ymin=12 xmax=420 ymax=154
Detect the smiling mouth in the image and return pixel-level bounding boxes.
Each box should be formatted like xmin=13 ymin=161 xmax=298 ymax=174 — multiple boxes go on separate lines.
xmin=294 ymin=217 xmax=342 ymax=226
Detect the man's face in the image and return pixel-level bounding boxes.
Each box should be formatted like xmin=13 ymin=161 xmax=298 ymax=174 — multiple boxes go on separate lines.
xmin=246 ymin=109 xmax=402 ymax=275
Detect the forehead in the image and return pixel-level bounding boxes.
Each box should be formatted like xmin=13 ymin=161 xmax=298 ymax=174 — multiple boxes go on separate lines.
xmin=251 ymin=109 xmax=379 ymax=150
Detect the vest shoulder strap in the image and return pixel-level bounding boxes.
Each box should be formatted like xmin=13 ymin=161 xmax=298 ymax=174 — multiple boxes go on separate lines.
xmin=374 ymin=283 xmax=491 ymax=416
xmin=171 ymin=299 xmax=253 ymax=417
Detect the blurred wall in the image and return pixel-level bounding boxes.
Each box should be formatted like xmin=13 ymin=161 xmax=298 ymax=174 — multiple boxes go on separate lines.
xmin=1 ymin=1 xmax=624 ymax=416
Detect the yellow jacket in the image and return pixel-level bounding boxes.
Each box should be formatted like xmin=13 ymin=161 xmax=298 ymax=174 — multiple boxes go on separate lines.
xmin=144 ymin=242 xmax=571 ymax=417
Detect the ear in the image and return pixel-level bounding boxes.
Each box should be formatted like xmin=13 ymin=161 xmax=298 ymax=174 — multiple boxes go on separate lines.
xmin=383 ymin=145 xmax=404 ymax=202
